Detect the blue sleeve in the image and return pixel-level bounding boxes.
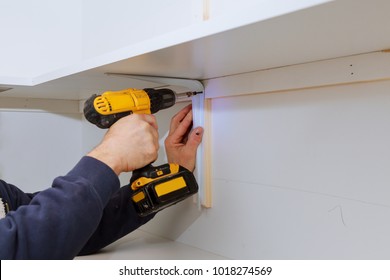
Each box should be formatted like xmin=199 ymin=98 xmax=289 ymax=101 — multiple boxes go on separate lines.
xmin=78 ymin=185 xmax=155 ymax=256
xmin=0 ymin=156 xmax=120 ymax=259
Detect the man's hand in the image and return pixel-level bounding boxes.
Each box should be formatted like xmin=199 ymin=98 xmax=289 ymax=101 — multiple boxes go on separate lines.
xmin=88 ymin=114 xmax=159 ymax=175
xmin=165 ymin=104 xmax=204 ymax=172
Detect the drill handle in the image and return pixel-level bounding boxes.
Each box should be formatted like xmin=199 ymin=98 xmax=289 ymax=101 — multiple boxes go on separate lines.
xmin=130 ymin=164 xmax=154 ymax=184
xmin=129 ymin=163 xmax=180 ymax=191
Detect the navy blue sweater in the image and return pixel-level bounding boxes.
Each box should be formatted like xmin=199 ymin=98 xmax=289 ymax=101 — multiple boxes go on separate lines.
xmin=0 ymin=156 xmax=154 ymax=259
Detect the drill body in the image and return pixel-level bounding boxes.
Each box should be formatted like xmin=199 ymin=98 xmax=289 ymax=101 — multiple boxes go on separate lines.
xmin=84 ymin=88 xmax=176 ymax=128
xmin=83 ymin=88 xmax=199 ymax=216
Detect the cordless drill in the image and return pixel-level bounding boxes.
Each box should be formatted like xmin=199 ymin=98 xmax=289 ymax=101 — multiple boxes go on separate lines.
xmin=83 ymin=88 xmax=199 ymax=217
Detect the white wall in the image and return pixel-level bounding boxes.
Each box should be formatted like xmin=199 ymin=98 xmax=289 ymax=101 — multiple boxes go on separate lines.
xmin=0 ymin=111 xmax=82 ymax=193
xmin=143 ymin=80 xmax=390 ymax=259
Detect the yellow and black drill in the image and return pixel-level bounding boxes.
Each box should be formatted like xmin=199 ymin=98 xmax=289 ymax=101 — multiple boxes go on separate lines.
xmin=83 ymin=88 xmax=199 ymax=217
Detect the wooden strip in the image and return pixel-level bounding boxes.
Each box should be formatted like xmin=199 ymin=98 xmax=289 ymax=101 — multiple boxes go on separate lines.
xmin=202 ymin=98 xmax=213 ymax=208
xmin=192 ymin=91 xmax=213 ymax=208
xmin=203 ymin=0 xmax=210 ymax=21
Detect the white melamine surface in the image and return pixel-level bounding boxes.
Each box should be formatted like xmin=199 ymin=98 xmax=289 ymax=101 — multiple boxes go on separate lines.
xmin=2 ymin=0 xmax=332 ymax=96
xmin=210 ymin=82 xmax=390 ymax=207
xmin=141 ymin=80 xmax=390 ymax=259
xmin=3 ymin=0 xmax=390 ymax=100
xmin=96 ymin=0 xmax=390 ymax=81
xmin=76 ymin=230 xmax=226 ymax=260
xmin=0 ymin=0 xmax=82 ymax=79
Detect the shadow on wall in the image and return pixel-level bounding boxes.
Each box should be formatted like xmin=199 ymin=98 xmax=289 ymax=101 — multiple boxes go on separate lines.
xmin=140 ymin=196 xmax=202 ymax=240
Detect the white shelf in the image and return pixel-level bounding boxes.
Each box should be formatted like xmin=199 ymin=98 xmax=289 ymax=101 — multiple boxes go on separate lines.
xmin=1 ymin=0 xmax=358 ymax=100
xmin=3 ymin=0 xmax=390 ymax=101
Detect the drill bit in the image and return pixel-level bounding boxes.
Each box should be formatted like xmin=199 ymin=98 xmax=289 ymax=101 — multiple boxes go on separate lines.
xmin=175 ymin=91 xmax=203 ymax=102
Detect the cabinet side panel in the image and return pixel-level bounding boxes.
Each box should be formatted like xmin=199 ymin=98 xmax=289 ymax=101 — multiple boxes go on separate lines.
xmin=177 ymin=80 xmax=390 ymax=259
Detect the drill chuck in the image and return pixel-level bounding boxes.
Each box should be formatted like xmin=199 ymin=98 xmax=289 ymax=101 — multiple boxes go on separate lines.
xmin=144 ymin=88 xmax=176 ymax=113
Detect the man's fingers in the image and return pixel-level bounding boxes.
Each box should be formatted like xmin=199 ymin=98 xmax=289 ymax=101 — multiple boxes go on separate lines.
xmin=186 ymin=127 xmax=204 ymax=149
xmin=169 ymin=109 xmax=194 ymax=142
xmin=169 ymin=104 xmax=192 ymax=135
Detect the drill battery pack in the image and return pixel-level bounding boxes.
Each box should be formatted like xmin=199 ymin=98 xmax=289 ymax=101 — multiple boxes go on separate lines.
xmin=130 ymin=163 xmax=198 ymax=217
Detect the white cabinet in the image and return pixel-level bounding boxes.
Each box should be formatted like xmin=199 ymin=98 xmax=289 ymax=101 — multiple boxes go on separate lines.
xmin=0 ymin=0 xmax=82 ymax=82
xmin=2 ymin=0 xmax=390 ymax=99
xmin=1 ymin=0 xmax=331 ymax=97
xmin=2 ymin=0 xmax=390 ymax=259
